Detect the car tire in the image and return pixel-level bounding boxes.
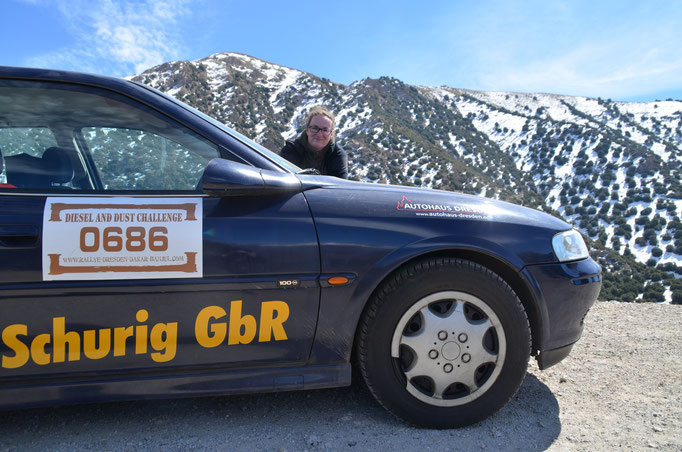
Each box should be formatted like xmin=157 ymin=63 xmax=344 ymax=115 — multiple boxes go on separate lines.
xmin=356 ymin=257 xmax=531 ymax=428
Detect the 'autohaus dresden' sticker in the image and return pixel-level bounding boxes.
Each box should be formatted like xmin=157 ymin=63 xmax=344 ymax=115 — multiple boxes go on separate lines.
xmin=397 ymin=195 xmax=490 ymax=219
xmin=42 ymin=198 xmax=202 ymax=281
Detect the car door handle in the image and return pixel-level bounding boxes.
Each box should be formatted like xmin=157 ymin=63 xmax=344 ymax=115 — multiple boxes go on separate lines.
xmin=0 ymin=224 xmax=39 ymax=248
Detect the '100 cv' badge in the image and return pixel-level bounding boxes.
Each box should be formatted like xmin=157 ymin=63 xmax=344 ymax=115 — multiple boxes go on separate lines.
xmin=42 ymin=198 xmax=203 ymax=281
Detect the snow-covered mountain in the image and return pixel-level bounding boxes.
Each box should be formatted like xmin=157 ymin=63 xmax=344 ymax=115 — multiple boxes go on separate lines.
xmin=132 ymin=52 xmax=682 ymax=303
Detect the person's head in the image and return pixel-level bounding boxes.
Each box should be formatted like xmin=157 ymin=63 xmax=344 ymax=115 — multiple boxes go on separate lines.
xmin=303 ymin=106 xmax=335 ymax=151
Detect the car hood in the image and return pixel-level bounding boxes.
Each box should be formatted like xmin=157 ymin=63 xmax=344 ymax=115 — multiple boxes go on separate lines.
xmin=296 ymin=175 xmax=575 ymax=269
xmin=298 ymin=175 xmax=570 ymax=231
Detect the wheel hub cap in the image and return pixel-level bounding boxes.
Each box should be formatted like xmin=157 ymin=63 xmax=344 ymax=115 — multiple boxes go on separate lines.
xmin=441 ymin=341 xmax=461 ymax=360
xmin=391 ymin=291 xmax=507 ymax=407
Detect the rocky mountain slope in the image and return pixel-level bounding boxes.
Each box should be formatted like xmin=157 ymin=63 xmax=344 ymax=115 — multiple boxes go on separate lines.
xmin=132 ymin=52 xmax=682 ymax=303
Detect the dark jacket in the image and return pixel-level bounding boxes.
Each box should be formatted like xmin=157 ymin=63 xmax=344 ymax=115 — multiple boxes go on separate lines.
xmin=280 ymin=136 xmax=348 ymax=179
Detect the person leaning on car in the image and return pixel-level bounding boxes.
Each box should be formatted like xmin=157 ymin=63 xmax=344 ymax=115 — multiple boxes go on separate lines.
xmin=280 ymin=106 xmax=348 ymax=179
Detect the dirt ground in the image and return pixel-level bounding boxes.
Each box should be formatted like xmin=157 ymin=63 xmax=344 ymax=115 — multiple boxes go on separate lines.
xmin=1 ymin=300 xmax=680 ymax=451
xmin=526 ymin=300 xmax=681 ymax=451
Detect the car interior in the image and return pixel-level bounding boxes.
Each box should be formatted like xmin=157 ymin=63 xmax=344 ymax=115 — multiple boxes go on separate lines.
xmin=0 ymin=81 xmax=221 ymax=192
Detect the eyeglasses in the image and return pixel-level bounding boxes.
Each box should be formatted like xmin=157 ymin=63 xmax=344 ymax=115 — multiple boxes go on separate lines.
xmin=308 ymin=125 xmax=333 ymax=136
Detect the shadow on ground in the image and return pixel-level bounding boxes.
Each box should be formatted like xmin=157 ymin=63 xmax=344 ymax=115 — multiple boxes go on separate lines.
xmin=0 ymin=372 xmax=560 ymax=451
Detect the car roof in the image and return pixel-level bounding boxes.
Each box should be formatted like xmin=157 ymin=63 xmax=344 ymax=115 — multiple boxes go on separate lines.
xmin=0 ymin=66 xmax=134 ymax=89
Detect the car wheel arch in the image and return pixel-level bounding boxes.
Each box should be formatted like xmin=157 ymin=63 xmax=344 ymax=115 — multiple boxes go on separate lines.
xmin=351 ymin=248 xmax=544 ymax=362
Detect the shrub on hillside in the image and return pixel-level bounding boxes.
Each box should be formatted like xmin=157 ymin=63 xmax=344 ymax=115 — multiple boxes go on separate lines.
xmin=642 ymin=283 xmax=665 ymax=302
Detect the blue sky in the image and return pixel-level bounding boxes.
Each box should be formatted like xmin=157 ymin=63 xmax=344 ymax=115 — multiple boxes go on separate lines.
xmin=2 ymin=0 xmax=681 ymax=102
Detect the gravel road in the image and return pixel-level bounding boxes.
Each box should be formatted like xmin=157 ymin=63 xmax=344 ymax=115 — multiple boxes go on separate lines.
xmin=1 ymin=301 xmax=680 ymax=451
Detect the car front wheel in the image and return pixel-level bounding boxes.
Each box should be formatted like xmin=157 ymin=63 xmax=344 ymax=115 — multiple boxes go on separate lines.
xmin=357 ymin=258 xmax=531 ymax=428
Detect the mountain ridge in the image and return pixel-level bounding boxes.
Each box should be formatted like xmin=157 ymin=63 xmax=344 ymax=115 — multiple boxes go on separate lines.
xmin=132 ymin=51 xmax=682 ymax=303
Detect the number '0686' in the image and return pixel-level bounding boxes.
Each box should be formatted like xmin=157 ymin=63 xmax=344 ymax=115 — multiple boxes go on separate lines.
xmin=80 ymin=226 xmax=169 ymax=252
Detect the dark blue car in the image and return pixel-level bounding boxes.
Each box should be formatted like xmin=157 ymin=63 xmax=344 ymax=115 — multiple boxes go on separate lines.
xmin=0 ymin=66 xmax=601 ymax=428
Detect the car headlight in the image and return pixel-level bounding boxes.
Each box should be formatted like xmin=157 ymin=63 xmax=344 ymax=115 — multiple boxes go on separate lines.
xmin=552 ymin=229 xmax=589 ymax=262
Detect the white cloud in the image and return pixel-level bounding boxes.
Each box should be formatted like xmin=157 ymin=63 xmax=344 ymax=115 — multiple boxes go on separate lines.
xmin=382 ymin=1 xmax=682 ymax=100
xmin=475 ymin=40 xmax=682 ymax=99
xmin=25 ymin=0 xmax=192 ymax=76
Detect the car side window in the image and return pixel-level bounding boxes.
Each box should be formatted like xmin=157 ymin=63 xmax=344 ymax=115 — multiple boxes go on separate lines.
xmin=82 ymin=127 xmax=213 ymax=190
xmin=0 ymin=79 xmax=222 ymax=192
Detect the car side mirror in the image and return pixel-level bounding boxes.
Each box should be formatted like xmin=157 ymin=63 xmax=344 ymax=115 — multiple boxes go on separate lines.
xmin=201 ymin=158 xmax=301 ymax=196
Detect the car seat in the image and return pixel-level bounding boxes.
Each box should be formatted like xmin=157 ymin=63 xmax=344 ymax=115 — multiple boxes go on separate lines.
xmin=41 ymin=146 xmax=74 ymax=187
xmin=5 ymin=147 xmax=73 ymax=189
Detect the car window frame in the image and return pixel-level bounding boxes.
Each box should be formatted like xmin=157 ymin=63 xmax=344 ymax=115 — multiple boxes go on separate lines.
xmin=0 ymin=78 xmax=241 ymax=194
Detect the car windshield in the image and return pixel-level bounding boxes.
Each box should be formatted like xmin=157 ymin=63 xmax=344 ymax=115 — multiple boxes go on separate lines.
xmin=133 ymin=81 xmax=302 ymax=173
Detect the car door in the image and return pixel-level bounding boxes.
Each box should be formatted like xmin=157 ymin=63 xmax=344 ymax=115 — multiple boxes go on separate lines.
xmin=0 ymin=77 xmax=320 ymax=382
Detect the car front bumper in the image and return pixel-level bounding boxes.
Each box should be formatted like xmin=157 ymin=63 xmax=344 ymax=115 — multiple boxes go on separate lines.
xmin=523 ymin=258 xmax=602 ymax=369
